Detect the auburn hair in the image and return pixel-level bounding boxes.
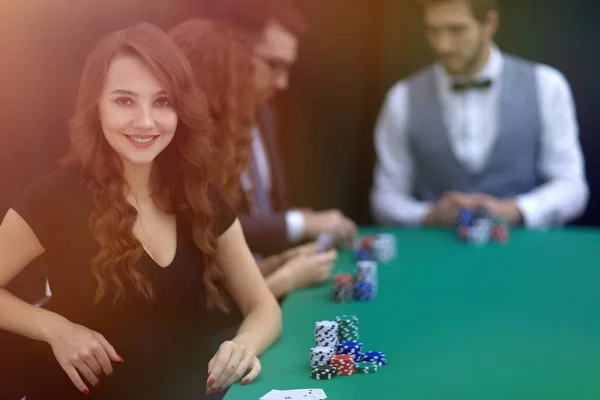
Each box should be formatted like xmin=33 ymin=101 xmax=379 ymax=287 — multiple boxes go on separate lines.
xmin=61 ymin=22 xmax=228 ymax=311
xmin=169 ymin=19 xmax=255 ymax=208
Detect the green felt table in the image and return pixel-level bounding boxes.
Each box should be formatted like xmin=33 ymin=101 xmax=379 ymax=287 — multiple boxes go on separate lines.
xmin=225 ymin=227 xmax=600 ymax=400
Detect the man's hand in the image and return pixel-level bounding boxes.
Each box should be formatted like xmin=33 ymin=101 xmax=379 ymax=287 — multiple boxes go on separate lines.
xmin=280 ymin=242 xmax=317 ymax=264
xmin=423 ymin=192 xmax=479 ymax=226
xmin=471 ymin=194 xmax=523 ymax=225
xmin=303 ymin=209 xmax=357 ymax=247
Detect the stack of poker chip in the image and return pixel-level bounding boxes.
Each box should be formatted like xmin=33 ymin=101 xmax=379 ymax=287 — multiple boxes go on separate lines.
xmin=354 ymin=282 xmax=375 ymax=301
xmin=353 ymin=236 xmax=376 ymax=261
xmin=354 ymin=248 xmax=373 ymax=262
xmin=309 ymin=316 xmax=387 ymax=380
xmin=330 ymin=354 xmax=356 ymax=376
xmin=371 ymin=234 xmax=396 ymax=263
xmin=310 ymin=364 xmax=335 ymax=380
xmin=332 ymin=274 xmax=354 ymax=303
xmin=336 ymin=315 xmax=359 ymax=342
xmin=468 ymin=206 xmax=492 ymax=246
xmin=456 ymin=208 xmax=474 ymax=241
xmin=491 ymin=216 xmax=509 ymax=242
xmin=456 ymin=206 xmax=507 ymax=246
xmin=336 ymin=340 xmax=362 ymax=360
xmin=314 ymin=321 xmax=339 ymax=348
xmin=310 ymin=346 xmax=335 ymax=367
xmin=355 ymin=260 xmax=378 ymax=297
xmin=359 ymin=351 xmax=387 ymax=366
xmin=354 ymin=361 xmax=379 ymax=374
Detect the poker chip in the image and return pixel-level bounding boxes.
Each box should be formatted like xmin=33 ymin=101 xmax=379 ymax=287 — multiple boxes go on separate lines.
xmin=491 ymin=217 xmax=509 ymax=243
xmin=310 ymin=364 xmax=335 ymax=380
xmin=456 ymin=208 xmax=474 ymax=227
xmin=354 ymin=236 xmax=376 ymax=251
xmin=354 ymin=249 xmax=373 ymax=262
xmin=336 ymin=315 xmax=359 ymax=342
xmin=314 ymin=321 xmax=339 ymax=348
xmin=456 ymin=208 xmax=510 ymax=246
xmin=336 ymin=341 xmax=362 ymax=358
xmin=332 ymin=274 xmax=354 ymax=303
xmin=360 ymin=351 xmax=387 ymax=366
xmin=331 ymin=354 xmax=356 ymax=376
xmin=354 ymin=361 xmax=379 ymax=374
xmin=333 ymin=274 xmax=354 ymax=285
xmin=310 ymin=346 xmax=335 ymax=367
xmin=473 ymin=206 xmax=490 ymax=220
xmin=355 ymin=261 xmax=378 ymax=296
xmin=309 ymin=316 xmax=384 ymax=381
xmin=457 ymin=226 xmax=470 ymax=241
xmin=468 ymin=218 xmax=492 ymax=246
xmin=332 ymin=283 xmax=354 ymax=303
xmin=354 ymin=282 xmax=375 ymax=301
xmin=371 ymin=234 xmax=396 ymax=263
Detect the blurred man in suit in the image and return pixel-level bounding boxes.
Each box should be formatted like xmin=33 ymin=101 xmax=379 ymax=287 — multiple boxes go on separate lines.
xmin=208 ymin=0 xmax=358 ymax=256
xmin=370 ymin=0 xmax=588 ymax=227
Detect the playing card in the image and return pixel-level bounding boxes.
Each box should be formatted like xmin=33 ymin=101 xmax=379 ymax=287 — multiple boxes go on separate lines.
xmin=315 ymin=232 xmax=334 ymax=252
xmin=259 ymin=388 xmax=327 ymax=400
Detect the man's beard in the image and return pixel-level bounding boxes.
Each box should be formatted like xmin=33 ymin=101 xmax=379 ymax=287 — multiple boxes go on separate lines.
xmin=457 ymin=34 xmax=486 ymax=76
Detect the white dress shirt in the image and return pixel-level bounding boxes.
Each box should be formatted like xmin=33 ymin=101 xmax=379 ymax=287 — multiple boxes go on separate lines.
xmin=241 ymin=127 xmax=305 ymax=242
xmin=370 ymin=45 xmax=589 ymax=228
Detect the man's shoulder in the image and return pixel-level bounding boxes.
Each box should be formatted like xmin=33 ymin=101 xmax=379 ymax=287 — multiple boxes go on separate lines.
xmin=385 ymin=65 xmax=436 ymax=103
xmin=534 ymin=62 xmax=572 ymax=92
xmin=503 ymin=53 xmax=571 ymax=88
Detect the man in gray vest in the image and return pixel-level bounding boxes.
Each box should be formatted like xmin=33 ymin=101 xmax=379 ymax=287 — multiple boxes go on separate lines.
xmin=370 ymin=0 xmax=588 ymax=227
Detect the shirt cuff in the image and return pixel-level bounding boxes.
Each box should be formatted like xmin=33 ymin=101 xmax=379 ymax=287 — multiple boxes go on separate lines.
xmin=413 ymin=202 xmax=434 ymax=226
xmin=285 ymin=210 xmax=305 ymax=242
xmin=515 ymin=195 xmax=558 ymax=229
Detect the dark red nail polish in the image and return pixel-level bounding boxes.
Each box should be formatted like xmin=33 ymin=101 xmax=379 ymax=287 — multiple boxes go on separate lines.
xmin=241 ymin=378 xmax=249 ymax=385
xmin=94 ymin=381 xmax=101 ymax=388
xmin=118 ymin=354 xmax=124 ymax=362
xmin=206 ymin=378 xmax=214 ymax=388
xmin=83 ymin=389 xmax=90 ymax=396
xmin=107 ymin=372 xmax=113 ymax=377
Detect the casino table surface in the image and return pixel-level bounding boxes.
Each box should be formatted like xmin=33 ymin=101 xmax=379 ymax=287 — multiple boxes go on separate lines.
xmin=224 ymin=227 xmax=600 ymax=400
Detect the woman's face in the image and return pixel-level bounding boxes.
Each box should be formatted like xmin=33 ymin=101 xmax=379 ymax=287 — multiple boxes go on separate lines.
xmin=98 ymin=54 xmax=178 ymax=167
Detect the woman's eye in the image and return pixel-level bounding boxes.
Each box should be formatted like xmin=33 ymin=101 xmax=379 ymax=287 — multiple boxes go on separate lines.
xmin=115 ymin=97 xmax=133 ymax=106
xmin=154 ymin=97 xmax=170 ymax=107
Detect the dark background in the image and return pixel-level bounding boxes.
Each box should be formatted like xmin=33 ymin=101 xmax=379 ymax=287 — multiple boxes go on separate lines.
xmin=1 ymin=0 xmax=598 ymax=300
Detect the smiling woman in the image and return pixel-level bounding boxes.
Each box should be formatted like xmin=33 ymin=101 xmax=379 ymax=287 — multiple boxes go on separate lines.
xmin=99 ymin=58 xmax=178 ymax=163
xmin=0 ymin=22 xmax=281 ymax=400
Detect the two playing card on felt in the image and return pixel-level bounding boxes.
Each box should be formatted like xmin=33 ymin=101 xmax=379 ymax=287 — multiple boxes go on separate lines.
xmin=259 ymin=388 xmax=327 ymax=400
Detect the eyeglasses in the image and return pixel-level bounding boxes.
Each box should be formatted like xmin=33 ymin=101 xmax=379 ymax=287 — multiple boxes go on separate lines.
xmin=254 ymin=53 xmax=292 ymax=77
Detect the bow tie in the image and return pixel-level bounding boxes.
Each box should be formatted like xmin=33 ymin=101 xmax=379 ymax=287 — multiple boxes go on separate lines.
xmin=451 ymin=79 xmax=493 ymax=92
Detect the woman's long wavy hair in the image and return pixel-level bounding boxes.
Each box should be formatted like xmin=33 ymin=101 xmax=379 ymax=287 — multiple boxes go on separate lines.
xmin=61 ymin=22 xmax=228 ymax=311
xmin=169 ymin=19 xmax=255 ymax=208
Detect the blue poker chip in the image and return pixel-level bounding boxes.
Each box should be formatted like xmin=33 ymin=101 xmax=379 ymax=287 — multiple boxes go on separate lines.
xmin=456 ymin=208 xmax=474 ymax=227
xmin=355 ymin=249 xmax=373 ymax=261
xmin=353 ymin=282 xmax=375 ymax=301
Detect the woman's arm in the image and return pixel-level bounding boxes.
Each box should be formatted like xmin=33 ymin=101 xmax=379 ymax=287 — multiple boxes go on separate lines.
xmin=0 ymin=209 xmax=63 ymax=341
xmin=206 ymin=219 xmax=282 ymax=393
xmin=217 ymin=219 xmax=282 ymax=355
xmin=0 ymin=209 xmax=122 ymax=395
xmin=256 ymin=253 xmax=284 ymax=277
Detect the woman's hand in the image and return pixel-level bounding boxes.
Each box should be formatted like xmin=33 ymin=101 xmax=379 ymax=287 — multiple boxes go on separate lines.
xmin=45 ymin=318 xmax=123 ymax=395
xmin=206 ymin=340 xmax=261 ymax=394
